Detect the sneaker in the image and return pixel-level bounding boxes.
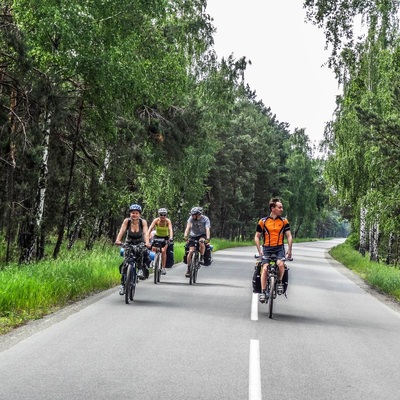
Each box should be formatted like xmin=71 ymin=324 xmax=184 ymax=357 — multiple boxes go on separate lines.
xmin=137 ymin=269 xmax=145 ymax=280
xmin=259 ymin=292 xmax=266 ymax=303
xmin=199 ymin=255 xmax=204 ymax=264
xmin=277 ymin=282 xmax=284 ymax=295
xmin=161 ymin=268 xmax=167 ymax=275
xmin=185 ymin=269 xmax=190 ymax=278
xmin=119 ymin=285 xmax=125 ymax=295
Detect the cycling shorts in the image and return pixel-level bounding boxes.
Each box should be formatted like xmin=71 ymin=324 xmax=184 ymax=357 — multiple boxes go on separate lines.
xmin=262 ymin=245 xmax=285 ymax=264
xmin=188 ymin=235 xmax=205 ymax=247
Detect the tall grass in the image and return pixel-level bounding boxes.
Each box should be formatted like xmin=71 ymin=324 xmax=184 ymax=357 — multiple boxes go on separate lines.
xmin=0 ymin=246 xmax=121 ymax=334
xmin=330 ymin=242 xmax=400 ymax=301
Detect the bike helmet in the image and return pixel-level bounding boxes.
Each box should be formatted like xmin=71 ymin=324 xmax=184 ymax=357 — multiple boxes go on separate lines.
xmin=190 ymin=206 xmax=202 ymax=215
xmin=129 ymin=204 xmax=142 ymax=213
xmin=158 ymin=208 xmax=168 ymax=215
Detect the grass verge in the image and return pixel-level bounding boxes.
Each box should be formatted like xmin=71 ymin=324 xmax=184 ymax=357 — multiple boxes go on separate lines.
xmin=330 ymin=241 xmax=400 ymax=302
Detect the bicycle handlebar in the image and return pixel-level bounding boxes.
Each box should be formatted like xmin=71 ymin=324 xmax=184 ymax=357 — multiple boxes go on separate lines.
xmin=254 ymin=254 xmax=293 ymax=262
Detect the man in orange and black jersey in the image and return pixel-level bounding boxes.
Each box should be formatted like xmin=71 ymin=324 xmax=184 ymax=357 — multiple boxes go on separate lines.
xmin=254 ymin=198 xmax=293 ymax=303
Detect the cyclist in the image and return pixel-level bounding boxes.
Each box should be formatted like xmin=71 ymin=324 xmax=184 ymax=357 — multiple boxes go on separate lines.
xmin=183 ymin=206 xmax=211 ymax=278
xmin=115 ymin=203 xmax=151 ymax=294
xmin=147 ymin=208 xmax=173 ymax=275
xmin=254 ymin=198 xmax=293 ymax=303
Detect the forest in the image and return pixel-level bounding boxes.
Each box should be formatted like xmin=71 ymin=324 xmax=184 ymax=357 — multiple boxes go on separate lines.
xmin=4 ymin=0 xmax=396 ymax=267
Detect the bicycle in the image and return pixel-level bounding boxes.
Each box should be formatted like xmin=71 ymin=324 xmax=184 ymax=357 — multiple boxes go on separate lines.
xmin=257 ymin=253 xmax=292 ymax=318
xmin=152 ymin=238 xmax=167 ymax=284
xmin=188 ymin=239 xmax=202 ymax=285
xmin=121 ymin=242 xmax=147 ymax=304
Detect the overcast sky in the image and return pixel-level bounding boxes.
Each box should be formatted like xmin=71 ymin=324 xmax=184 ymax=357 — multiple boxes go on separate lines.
xmin=205 ymin=0 xmax=341 ymax=144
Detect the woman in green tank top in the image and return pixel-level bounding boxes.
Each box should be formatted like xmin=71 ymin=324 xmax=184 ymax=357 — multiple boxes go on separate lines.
xmin=148 ymin=208 xmax=173 ymax=274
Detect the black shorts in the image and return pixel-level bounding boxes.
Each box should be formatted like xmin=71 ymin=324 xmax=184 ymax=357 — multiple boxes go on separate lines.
xmin=152 ymin=235 xmax=169 ymax=248
xmin=188 ymin=235 xmax=205 ymax=247
xmin=261 ymin=245 xmax=285 ymax=264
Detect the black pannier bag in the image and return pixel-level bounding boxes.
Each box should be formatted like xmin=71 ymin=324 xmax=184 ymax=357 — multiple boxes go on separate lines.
xmin=252 ymin=261 xmax=262 ymax=293
xmin=203 ymin=243 xmax=213 ymax=266
xmin=282 ymin=266 xmax=289 ymax=294
xmin=183 ymin=243 xmax=189 ymax=264
xmin=166 ymin=242 xmax=174 ymax=268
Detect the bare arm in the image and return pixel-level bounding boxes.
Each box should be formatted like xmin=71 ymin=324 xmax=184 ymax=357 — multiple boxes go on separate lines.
xmin=167 ymin=218 xmax=173 ymax=239
xmin=285 ymin=230 xmax=293 ymax=258
xmin=148 ymin=218 xmax=158 ymax=234
xmin=254 ymin=231 xmax=262 ymax=256
xmin=142 ymin=220 xmax=150 ymax=246
xmin=184 ymin=221 xmax=191 ymax=240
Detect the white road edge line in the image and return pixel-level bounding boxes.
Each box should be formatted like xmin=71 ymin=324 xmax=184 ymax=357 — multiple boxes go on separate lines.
xmin=249 ymin=339 xmax=262 ymax=400
xmin=251 ymin=293 xmax=259 ymax=321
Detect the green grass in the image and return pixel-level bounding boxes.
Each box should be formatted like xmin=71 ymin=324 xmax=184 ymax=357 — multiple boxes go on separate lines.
xmin=0 ymin=246 xmax=121 ymax=334
xmin=330 ymin=241 xmax=400 ymax=301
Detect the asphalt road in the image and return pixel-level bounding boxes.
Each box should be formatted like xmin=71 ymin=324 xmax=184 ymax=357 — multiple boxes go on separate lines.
xmin=1 ymin=239 xmax=400 ymax=400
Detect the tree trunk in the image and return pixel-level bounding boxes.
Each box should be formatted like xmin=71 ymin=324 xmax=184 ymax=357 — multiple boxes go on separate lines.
xmin=369 ymin=221 xmax=379 ymax=262
xmin=294 ymin=217 xmax=303 ymax=239
xmin=19 ymin=108 xmax=51 ymax=263
xmin=359 ymin=207 xmax=367 ymax=256
xmin=53 ymin=100 xmax=84 ymax=259
xmin=85 ymin=149 xmax=111 ymax=250
xmin=34 ymin=112 xmax=50 ymax=261
xmin=5 ymin=89 xmax=17 ymax=263
xmin=68 ymin=214 xmax=83 ymax=250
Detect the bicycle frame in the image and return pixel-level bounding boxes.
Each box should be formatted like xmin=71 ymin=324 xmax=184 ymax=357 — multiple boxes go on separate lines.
xmin=122 ymin=243 xmax=146 ymax=304
xmin=262 ymin=254 xmax=282 ymax=319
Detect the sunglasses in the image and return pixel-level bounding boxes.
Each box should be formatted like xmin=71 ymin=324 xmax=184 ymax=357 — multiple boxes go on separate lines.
xmin=159 ymin=214 xmax=167 ymax=216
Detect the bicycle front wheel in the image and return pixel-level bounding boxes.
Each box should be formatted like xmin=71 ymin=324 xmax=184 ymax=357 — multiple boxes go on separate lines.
xmin=189 ymin=254 xmax=196 ymax=285
xmin=125 ymin=263 xmax=134 ymax=304
xmin=268 ymin=276 xmax=275 ymax=318
xmin=154 ymin=253 xmax=161 ymax=284
xmin=131 ymin=267 xmax=136 ymax=300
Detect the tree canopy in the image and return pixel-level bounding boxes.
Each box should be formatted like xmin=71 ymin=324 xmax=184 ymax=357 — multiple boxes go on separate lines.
xmin=0 ymin=1 xmax=345 ymax=265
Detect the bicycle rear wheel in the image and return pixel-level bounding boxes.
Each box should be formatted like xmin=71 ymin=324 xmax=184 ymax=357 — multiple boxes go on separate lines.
xmin=125 ymin=264 xmax=134 ymax=304
xmin=268 ymin=276 xmax=275 ymax=318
